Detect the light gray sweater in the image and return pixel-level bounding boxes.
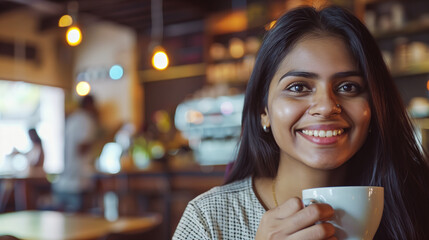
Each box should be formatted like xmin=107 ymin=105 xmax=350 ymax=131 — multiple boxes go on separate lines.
xmin=173 ymin=177 xmax=265 ymax=239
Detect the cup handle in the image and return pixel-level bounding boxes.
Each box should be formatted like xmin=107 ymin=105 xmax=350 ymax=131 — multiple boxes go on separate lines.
xmin=303 ymin=198 xmax=319 ymax=207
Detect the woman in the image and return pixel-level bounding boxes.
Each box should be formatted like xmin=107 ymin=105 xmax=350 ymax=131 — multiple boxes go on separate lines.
xmin=10 ymin=128 xmax=44 ymax=173
xmin=26 ymin=128 xmax=44 ymax=170
xmin=173 ymin=5 xmax=429 ymax=240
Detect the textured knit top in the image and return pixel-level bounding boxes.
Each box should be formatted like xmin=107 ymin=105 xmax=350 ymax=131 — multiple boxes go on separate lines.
xmin=173 ymin=177 xmax=266 ymax=239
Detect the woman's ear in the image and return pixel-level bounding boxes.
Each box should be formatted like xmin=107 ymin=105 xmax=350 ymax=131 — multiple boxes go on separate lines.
xmin=260 ymin=107 xmax=270 ymax=128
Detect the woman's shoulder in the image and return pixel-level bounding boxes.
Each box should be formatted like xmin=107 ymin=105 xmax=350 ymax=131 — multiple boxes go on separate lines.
xmin=174 ymin=177 xmax=264 ymax=239
xmin=188 ymin=177 xmax=258 ymax=209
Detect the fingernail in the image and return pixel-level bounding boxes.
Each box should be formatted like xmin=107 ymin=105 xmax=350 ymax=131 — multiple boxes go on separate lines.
xmin=303 ymin=199 xmax=318 ymax=207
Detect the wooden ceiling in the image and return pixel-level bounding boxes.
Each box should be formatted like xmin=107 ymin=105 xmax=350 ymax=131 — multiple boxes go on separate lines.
xmin=0 ymin=0 xmax=237 ymax=34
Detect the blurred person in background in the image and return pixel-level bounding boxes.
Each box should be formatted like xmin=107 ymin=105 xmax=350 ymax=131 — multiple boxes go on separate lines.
xmin=9 ymin=128 xmax=45 ymax=175
xmin=53 ymin=95 xmax=99 ymax=212
xmin=174 ymin=5 xmax=429 ymax=240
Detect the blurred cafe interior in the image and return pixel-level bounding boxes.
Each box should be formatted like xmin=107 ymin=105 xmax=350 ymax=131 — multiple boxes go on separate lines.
xmin=0 ymin=0 xmax=429 ymax=239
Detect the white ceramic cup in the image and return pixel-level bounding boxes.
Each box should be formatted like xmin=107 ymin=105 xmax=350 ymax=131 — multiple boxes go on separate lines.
xmin=302 ymin=186 xmax=384 ymax=240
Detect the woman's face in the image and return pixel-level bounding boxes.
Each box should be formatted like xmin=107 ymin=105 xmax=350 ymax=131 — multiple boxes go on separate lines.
xmin=261 ymin=35 xmax=371 ymax=170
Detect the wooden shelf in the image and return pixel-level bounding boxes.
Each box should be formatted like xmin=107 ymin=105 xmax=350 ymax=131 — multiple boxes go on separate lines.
xmin=373 ymin=20 xmax=429 ymax=40
xmin=391 ymin=63 xmax=429 ymax=78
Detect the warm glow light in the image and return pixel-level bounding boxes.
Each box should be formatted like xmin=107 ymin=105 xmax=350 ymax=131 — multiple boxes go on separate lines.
xmin=229 ymin=38 xmax=244 ymax=59
xmin=152 ymin=50 xmax=169 ymax=70
xmin=76 ymin=81 xmax=91 ymax=96
xmin=58 ymin=15 xmax=73 ymax=27
xmin=66 ymin=26 xmax=82 ymax=46
xmin=266 ymin=20 xmax=277 ymax=30
xmin=210 ymin=10 xmax=248 ymax=34
xmin=426 ymin=80 xmax=429 ymax=91
xmin=186 ymin=110 xmax=204 ymax=124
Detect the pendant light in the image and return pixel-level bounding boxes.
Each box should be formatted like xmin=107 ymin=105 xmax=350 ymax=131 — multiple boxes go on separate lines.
xmin=59 ymin=1 xmax=82 ymax=47
xmin=150 ymin=0 xmax=169 ymax=70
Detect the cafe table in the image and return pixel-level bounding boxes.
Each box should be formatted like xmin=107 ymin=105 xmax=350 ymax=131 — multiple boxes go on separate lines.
xmin=0 ymin=169 xmax=51 ymax=211
xmin=0 ymin=210 xmax=161 ymax=240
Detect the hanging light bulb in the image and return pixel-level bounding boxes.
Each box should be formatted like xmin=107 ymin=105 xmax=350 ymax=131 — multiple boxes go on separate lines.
xmin=66 ymin=26 xmax=82 ymax=46
xmin=150 ymin=0 xmax=169 ymax=70
xmin=58 ymin=14 xmax=73 ymax=27
xmin=152 ymin=46 xmax=169 ymax=70
xmin=62 ymin=1 xmax=82 ymax=47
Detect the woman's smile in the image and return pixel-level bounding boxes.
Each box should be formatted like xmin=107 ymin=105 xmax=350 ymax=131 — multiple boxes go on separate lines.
xmin=298 ymin=126 xmax=347 ymax=145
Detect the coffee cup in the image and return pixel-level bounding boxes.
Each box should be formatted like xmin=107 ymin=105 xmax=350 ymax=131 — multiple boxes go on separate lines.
xmin=302 ymin=186 xmax=384 ymax=240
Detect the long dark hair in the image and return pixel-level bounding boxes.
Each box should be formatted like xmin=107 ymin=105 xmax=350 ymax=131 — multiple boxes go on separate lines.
xmin=225 ymin=6 xmax=429 ymax=240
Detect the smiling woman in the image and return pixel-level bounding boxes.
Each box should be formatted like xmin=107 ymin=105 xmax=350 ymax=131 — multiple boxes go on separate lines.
xmin=260 ymin=36 xmax=371 ymax=170
xmin=173 ymin=5 xmax=429 ymax=240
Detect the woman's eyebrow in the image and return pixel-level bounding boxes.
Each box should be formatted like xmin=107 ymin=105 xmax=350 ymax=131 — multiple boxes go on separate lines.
xmin=278 ymin=70 xmax=363 ymax=85
xmin=278 ymin=71 xmax=318 ymax=84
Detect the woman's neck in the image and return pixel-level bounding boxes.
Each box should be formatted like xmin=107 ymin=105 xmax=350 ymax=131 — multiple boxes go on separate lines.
xmin=274 ymin=156 xmax=347 ymax=205
xmin=253 ymin=156 xmax=348 ymax=210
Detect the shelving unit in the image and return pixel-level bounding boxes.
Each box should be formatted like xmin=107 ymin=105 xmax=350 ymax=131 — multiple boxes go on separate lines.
xmin=360 ymin=0 xmax=429 ymax=106
xmin=205 ymin=12 xmax=267 ymax=87
xmin=373 ymin=20 xmax=429 ymax=40
xmin=360 ymin=0 xmax=429 ymax=151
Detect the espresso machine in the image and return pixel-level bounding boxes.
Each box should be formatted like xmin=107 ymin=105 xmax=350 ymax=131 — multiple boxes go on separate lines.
xmin=174 ymin=94 xmax=244 ymax=165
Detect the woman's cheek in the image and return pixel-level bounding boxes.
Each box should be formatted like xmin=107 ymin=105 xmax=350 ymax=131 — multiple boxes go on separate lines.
xmin=270 ymin=98 xmax=306 ymax=124
xmin=344 ymin=100 xmax=371 ymax=128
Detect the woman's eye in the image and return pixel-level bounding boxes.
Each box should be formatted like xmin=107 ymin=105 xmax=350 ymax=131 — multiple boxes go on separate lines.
xmin=337 ymin=83 xmax=361 ymax=93
xmin=286 ymin=83 xmax=311 ymax=93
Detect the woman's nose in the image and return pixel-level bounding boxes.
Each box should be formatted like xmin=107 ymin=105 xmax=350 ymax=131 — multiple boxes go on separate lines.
xmin=308 ymin=91 xmax=342 ymax=117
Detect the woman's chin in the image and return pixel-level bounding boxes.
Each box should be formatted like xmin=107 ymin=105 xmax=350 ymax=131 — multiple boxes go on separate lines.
xmin=304 ymin=159 xmax=347 ymax=170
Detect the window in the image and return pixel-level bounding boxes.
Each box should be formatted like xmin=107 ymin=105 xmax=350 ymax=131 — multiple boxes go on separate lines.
xmin=0 ymin=80 xmax=64 ymax=174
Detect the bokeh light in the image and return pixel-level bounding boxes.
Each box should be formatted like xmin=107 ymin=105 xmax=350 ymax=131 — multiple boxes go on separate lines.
xmin=149 ymin=141 xmax=165 ymax=159
xmin=58 ymin=15 xmax=73 ymax=27
xmin=220 ymin=101 xmax=234 ymax=115
xmin=152 ymin=51 xmax=169 ymax=70
xmin=109 ymin=65 xmax=124 ymax=80
xmin=186 ymin=110 xmax=204 ymax=124
xmin=153 ymin=110 xmax=171 ymax=133
xmin=76 ymin=81 xmax=91 ymax=96
xmin=229 ymin=38 xmax=245 ymax=59
xmin=66 ymin=26 xmax=82 ymax=46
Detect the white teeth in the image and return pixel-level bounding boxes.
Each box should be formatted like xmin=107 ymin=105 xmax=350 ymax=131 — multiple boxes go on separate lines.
xmin=301 ymin=129 xmax=345 ymax=138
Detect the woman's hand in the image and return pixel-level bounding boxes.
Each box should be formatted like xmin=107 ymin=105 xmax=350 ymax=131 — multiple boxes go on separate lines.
xmin=255 ymin=197 xmax=336 ymax=240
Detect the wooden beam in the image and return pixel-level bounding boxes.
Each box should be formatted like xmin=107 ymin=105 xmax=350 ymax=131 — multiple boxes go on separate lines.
xmin=139 ymin=63 xmax=206 ymax=82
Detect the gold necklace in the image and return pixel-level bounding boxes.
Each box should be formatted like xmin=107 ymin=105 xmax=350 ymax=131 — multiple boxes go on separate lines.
xmin=272 ymin=178 xmax=278 ymax=208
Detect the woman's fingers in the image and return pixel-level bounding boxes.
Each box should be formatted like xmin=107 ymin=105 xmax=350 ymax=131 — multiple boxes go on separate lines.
xmin=281 ymin=203 xmax=335 ymax=235
xmin=283 ymin=203 xmax=334 ymax=234
xmin=256 ymin=198 xmax=336 ymax=240
xmin=256 ymin=198 xmax=303 ymax=239
xmin=288 ymin=222 xmax=336 ymax=240
xmin=272 ymin=197 xmax=304 ymax=219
